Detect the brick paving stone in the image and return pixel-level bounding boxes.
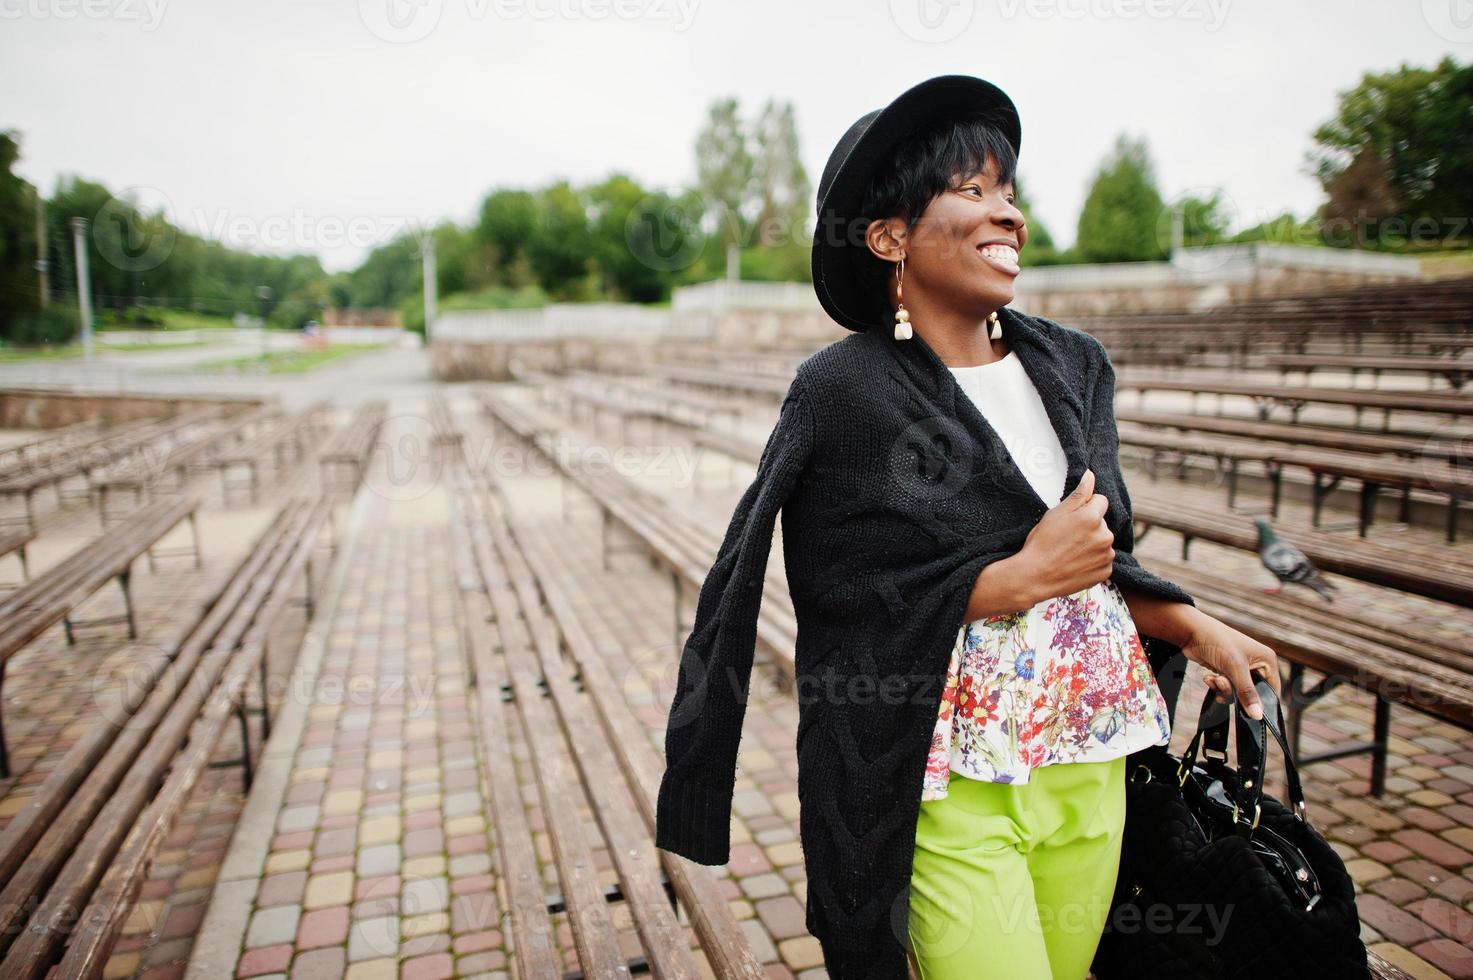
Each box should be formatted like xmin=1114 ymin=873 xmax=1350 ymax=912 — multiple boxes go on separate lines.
xmin=297 ymin=906 xmax=351 ymax=949
xmin=237 ymin=944 xmax=293 ymax=978
xmin=348 ymin=915 xmax=400 ymax=962
xmin=1359 ymin=893 xmax=1442 ymax=946
xmin=247 ymin=905 xmax=302 ymax=949
xmin=289 ymin=945 xmax=346 ymax=980
xmin=1410 ymin=938 xmax=1473 ymax=980
xmin=401 ymin=952 xmax=454 ymax=980
xmin=1396 ymin=829 xmax=1473 ymax=869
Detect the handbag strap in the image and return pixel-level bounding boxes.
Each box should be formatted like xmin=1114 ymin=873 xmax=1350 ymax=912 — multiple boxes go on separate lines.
xmin=1176 ymin=673 xmax=1310 ymax=833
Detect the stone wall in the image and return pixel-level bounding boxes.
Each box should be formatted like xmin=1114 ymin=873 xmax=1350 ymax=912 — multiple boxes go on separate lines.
xmin=0 ymin=388 xmax=264 ymax=429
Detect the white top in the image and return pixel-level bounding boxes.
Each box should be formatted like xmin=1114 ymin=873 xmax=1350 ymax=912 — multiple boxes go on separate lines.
xmin=919 ymin=350 xmax=1173 ymax=796
xmin=948 ymin=350 xmax=1067 ymax=505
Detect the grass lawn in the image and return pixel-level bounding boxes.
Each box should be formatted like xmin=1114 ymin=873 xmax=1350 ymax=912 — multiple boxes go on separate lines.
xmin=96 ymin=338 xmax=226 ymax=351
xmin=189 ymin=344 xmax=387 ymax=375
xmin=0 ymin=345 xmax=87 ymax=363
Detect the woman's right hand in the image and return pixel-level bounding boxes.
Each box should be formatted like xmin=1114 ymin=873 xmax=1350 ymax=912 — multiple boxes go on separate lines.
xmin=1013 ymin=467 xmax=1116 ymax=605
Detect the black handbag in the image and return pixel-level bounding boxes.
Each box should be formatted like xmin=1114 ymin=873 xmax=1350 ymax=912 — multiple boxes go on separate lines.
xmin=1091 ymin=670 xmax=1368 ymax=979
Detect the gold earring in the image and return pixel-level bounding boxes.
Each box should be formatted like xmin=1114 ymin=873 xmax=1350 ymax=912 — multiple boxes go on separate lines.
xmin=988 ymin=309 xmax=1002 ymax=340
xmin=894 ymin=255 xmax=912 ymax=341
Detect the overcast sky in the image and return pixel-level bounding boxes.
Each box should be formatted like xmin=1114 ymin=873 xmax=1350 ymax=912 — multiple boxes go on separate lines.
xmin=3 ymin=0 xmax=1467 ymax=272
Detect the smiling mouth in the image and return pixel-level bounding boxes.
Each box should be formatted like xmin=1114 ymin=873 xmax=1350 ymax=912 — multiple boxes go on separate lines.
xmin=977 ymin=243 xmax=1020 ymax=275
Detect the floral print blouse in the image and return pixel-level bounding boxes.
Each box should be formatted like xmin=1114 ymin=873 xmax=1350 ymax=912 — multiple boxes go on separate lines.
xmin=921 ymin=577 xmax=1173 ymax=801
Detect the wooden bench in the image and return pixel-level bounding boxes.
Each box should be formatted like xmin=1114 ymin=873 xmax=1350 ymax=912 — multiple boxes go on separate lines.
xmin=92 ymin=405 xmax=282 ymax=521
xmin=479 ymin=391 xmax=800 ymax=688
xmin=0 ymin=410 xmax=214 ymax=531
xmin=561 ymin=368 xmax=749 ymax=431
xmin=1130 ymin=491 xmax=1473 ymax=608
xmin=1145 ymin=555 xmax=1473 ymax=800
xmin=0 ymin=525 xmax=34 ymax=592
xmin=597 ymin=358 xmax=792 ymax=403
xmin=0 ymin=495 xmax=202 ymax=775
xmin=426 ymin=391 xmax=463 ymax=455
xmin=316 ymin=400 xmax=386 ymax=493
xmin=1114 ymin=373 xmax=1473 ymax=429
xmin=1265 ymin=352 xmax=1473 ymax=390
xmin=448 ymin=464 xmax=766 ymax=979
xmin=515 ymin=368 xmax=690 ymax=444
xmin=212 ymin=399 xmax=332 ymax=503
xmin=0 ymin=418 xmax=105 ymax=474
xmin=1116 ymin=408 xmax=1470 ymax=472
xmin=0 ymin=495 xmax=335 ymax=978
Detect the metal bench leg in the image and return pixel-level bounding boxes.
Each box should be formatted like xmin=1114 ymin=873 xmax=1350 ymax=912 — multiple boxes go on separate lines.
xmin=190 ymin=511 xmax=203 ymax=569
xmin=120 ymin=566 xmax=138 ymax=639
xmin=1449 ymin=494 xmax=1461 ymax=545
xmin=1359 ymin=481 xmax=1379 ymax=537
xmin=1371 ymin=694 xmax=1390 ymax=798
xmin=236 ymin=702 xmax=254 ymax=790
xmin=302 ymin=557 xmax=316 ymax=620
xmin=259 ymin=642 xmax=273 ymax=740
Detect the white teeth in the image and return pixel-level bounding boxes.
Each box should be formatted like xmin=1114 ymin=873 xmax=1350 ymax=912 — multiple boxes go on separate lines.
xmin=980 ymin=245 xmax=1019 ymax=268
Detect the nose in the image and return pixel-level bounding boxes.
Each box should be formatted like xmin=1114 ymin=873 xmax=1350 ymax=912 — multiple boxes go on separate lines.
xmin=993 ymin=199 xmax=1026 ymax=234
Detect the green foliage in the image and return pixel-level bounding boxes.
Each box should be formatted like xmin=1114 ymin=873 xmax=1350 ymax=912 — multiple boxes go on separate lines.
xmin=7 ymin=304 xmax=79 ymax=345
xmin=1231 ymin=210 xmax=1322 ymax=248
xmin=0 ymin=130 xmax=43 ymax=340
xmin=1309 ymin=56 xmax=1473 ymax=249
xmin=1075 ymin=134 xmax=1168 ymax=263
xmin=695 ymin=98 xmax=756 ymax=250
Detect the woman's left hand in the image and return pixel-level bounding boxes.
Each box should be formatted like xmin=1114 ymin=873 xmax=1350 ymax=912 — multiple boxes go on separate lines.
xmin=1180 ymin=615 xmax=1282 ymax=720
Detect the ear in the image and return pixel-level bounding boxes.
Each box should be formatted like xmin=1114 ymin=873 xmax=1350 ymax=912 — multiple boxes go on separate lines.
xmin=864 ymin=217 xmax=908 ymax=265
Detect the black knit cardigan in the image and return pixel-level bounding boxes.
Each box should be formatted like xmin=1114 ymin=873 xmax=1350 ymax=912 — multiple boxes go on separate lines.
xmin=654 ymin=305 xmax=1197 ymax=978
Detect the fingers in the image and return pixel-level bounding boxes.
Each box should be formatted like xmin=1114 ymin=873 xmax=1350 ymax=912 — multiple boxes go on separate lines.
xmin=1226 ymin=661 xmax=1264 ymax=720
xmin=1067 ymin=467 xmax=1095 ymax=506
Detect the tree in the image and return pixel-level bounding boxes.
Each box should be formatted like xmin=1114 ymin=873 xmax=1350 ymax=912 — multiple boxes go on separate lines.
xmin=526 ymin=180 xmax=596 ymax=301
xmin=751 ymin=99 xmax=810 ymax=249
xmin=0 ymin=131 xmax=42 ymax=335
xmin=694 ymin=97 xmax=755 ymax=251
xmin=587 ymin=173 xmax=681 ymax=302
xmin=1308 ymin=57 xmax=1473 ymax=249
xmin=1074 ymin=134 xmax=1167 ymax=263
xmin=475 ymin=188 xmax=537 ymax=285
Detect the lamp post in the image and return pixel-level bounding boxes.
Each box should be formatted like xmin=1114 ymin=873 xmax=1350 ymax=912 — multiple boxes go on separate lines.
xmin=256 ymin=285 xmax=275 ymax=362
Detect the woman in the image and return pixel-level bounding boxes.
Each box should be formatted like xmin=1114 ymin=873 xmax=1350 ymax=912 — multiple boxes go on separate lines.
xmin=655 ymin=74 xmax=1280 ymax=980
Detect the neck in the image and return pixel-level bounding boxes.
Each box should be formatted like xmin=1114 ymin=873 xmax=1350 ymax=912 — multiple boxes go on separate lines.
xmin=902 ymin=300 xmax=1008 ymax=367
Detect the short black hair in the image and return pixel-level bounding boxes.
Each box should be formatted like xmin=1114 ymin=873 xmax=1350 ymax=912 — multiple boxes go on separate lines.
xmin=850 ymin=112 xmax=1020 ymax=321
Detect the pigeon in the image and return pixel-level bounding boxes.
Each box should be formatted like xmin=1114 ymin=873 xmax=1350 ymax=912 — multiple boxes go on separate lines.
xmin=1255 ymin=518 xmax=1337 ymax=602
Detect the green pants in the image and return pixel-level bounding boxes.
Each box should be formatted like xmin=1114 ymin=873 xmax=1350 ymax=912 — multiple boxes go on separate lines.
xmin=907 ymin=755 xmax=1127 ymax=980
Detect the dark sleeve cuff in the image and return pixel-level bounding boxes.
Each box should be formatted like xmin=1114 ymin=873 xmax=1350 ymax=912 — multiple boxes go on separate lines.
xmin=654 ymin=772 xmax=733 ymax=867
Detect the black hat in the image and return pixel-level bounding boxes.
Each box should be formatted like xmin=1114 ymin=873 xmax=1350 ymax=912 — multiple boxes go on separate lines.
xmin=811 ymin=75 xmax=1022 ymax=333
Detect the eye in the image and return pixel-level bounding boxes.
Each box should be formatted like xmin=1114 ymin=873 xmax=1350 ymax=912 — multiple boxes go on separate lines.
xmin=960 ymin=184 xmax=984 ymax=197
